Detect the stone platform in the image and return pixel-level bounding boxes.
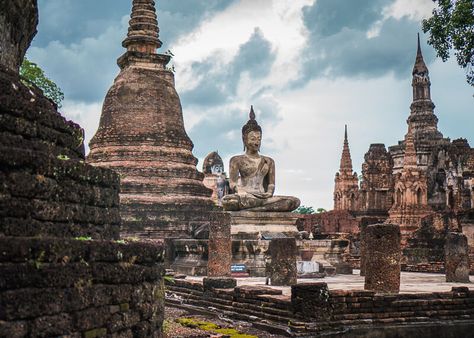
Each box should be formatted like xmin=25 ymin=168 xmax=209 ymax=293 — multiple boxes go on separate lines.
xmin=167 ymin=272 xmax=474 ymax=337
xmin=230 ymin=211 xmax=300 ymax=240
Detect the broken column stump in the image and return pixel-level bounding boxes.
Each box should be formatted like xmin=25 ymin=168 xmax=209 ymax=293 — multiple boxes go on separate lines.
xmin=207 ymin=211 xmax=232 ymax=277
xmin=291 ymin=283 xmax=332 ymax=321
xmin=266 ymin=238 xmax=298 ymax=286
xmin=364 ymin=224 xmax=401 ymax=293
xmin=445 ymin=232 xmax=470 ymax=283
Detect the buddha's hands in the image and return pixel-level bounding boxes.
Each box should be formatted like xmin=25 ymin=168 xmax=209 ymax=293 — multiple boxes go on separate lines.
xmin=252 ymin=192 xmax=273 ymax=199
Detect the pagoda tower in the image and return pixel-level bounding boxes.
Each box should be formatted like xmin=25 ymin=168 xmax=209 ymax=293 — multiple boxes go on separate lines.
xmin=390 ymin=34 xmax=447 ymax=174
xmin=334 ymin=125 xmax=359 ymax=211
xmin=387 ymin=126 xmax=432 ymax=245
xmin=408 ymin=33 xmax=443 ymax=141
xmin=88 ymin=0 xmax=213 ymax=239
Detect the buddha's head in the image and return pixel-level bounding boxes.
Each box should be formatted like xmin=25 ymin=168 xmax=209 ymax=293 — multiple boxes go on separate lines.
xmin=242 ymin=106 xmax=262 ymax=152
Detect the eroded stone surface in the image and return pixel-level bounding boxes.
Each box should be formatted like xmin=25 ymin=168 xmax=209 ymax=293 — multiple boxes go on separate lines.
xmin=364 ymin=224 xmax=401 ymax=293
xmin=266 ymin=238 xmax=297 ymax=286
xmin=0 ymin=0 xmax=38 ymax=73
xmin=445 ymin=232 xmax=470 ymax=283
xmin=0 ymin=2 xmax=165 ymax=336
xmin=208 ymin=211 xmax=232 ymax=277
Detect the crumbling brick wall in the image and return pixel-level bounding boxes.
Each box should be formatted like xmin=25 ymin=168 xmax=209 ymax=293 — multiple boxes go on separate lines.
xmin=0 ymin=2 xmax=165 ymax=336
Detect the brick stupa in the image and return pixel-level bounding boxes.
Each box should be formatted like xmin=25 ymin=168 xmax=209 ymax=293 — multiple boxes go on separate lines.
xmin=88 ymin=0 xmax=213 ymax=239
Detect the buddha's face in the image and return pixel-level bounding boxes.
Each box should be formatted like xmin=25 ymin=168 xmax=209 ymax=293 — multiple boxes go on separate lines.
xmin=245 ymin=131 xmax=262 ymax=152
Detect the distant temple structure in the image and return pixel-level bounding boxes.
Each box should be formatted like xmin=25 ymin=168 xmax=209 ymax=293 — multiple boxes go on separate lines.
xmin=87 ymin=0 xmax=213 ymax=239
xmin=333 ymin=125 xmax=359 ymax=211
xmin=326 ymin=35 xmax=474 ymax=269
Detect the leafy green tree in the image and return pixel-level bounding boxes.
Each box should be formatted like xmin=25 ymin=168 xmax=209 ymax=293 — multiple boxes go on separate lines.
xmin=294 ymin=206 xmax=315 ymax=214
xmin=316 ymin=208 xmax=326 ymax=213
xmin=20 ymin=57 xmax=64 ymax=107
xmin=422 ymin=0 xmax=474 ymax=87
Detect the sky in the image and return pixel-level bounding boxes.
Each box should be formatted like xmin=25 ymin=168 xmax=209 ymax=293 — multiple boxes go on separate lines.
xmin=29 ymin=0 xmax=473 ymax=210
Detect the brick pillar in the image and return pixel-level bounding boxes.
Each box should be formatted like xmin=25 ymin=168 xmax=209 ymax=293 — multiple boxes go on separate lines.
xmin=360 ymin=223 xmax=368 ymax=276
xmin=266 ymin=238 xmax=297 ymax=286
xmin=364 ymin=224 xmax=401 ymax=293
xmin=207 ymin=211 xmax=232 ymax=277
xmin=445 ymin=232 xmax=470 ymax=283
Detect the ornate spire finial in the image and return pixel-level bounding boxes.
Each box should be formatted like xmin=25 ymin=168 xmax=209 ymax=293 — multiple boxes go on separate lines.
xmin=339 ymin=125 xmax=353 ymax=173
xmin=249 ymin=105 xmax=256 ymax=120
xmin=122 ymin=0 xmax=162 ymax=54
xmin=417 ymin=33 xmax=421 ymax=55
xmin=413 ymin=33 xmax=428 ymax=76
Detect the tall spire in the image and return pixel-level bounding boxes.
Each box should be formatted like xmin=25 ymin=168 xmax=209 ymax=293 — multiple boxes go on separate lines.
xmin=408 ymin=34 xmax=441 ymax=139
xmin=122 ymin=0 xmax=162 ymax=54
xmin=412 ymin=33 xmax=428 ymax=76
xmin=339 ymin=124 xmax=353 ymax=174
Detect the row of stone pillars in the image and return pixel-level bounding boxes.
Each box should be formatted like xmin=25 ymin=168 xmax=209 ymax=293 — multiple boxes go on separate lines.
xmin=205 ymin=212 xmax=470 ymax=293
xmin=205 ymin=211 xmax=299 ymax=287
xmin=361 ymin=224 xmax=470 ymax=293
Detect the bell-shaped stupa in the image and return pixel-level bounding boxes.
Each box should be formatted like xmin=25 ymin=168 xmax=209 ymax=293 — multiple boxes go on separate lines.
xmin=88 ymin=0 xmax=213 ymax=239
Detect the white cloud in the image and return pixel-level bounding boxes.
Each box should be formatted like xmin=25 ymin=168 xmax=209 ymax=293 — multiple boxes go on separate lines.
xmin=172 ymin=0 xmax=314 ymax=93
xmin=383 ymin=0 xmax=435 ymax=21
xmin=60 ymin=100 xmax=102 ymax=153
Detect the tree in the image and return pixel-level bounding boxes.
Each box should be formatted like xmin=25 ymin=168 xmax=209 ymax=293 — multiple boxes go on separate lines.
xmin=422 ymin=0 xmax=474 ymax=87
xmin=294 ymin=205 xmax=315 ymax=214
xmin=20 ymin=57 xmax=64 ymax=108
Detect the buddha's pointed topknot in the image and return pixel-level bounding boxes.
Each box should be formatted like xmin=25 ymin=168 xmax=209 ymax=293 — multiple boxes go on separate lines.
xmin=250 ymin=105 xmax=256 ymax=120
xmin=242 ymin=106 xmax=262 ymax=146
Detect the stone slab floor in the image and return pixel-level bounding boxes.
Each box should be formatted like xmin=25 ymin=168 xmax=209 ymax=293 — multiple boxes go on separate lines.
xmin=186 ymin=271 xmax=473 ymax=296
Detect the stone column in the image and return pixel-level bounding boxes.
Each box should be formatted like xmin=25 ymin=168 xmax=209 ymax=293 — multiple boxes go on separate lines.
xmin=364 ymin=224 xmax=401 ymax=293
xmin=207 ymin=211 xmax=232 ymax=277
xmin=359 ymin=222 xmax=368 ymax=276
xmin=204 ymin=211 xmax=236 ymax=292
xmin=445 ymin=232 xmax=470 ymax=283
xmin=266 ymin=238 xmax=297 ymax=286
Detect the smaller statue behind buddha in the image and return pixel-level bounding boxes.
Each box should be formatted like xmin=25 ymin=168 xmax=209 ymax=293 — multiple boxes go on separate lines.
xmin=222 ymin=106 xmax=300 ymax=212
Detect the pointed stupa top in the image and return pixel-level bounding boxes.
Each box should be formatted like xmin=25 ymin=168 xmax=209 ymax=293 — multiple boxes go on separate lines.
xmin=339 ymin=125 xmax=353 ymax=174
xmin=412 ymin=33 xmax=429 ymax=76
xmin=122 ymin=0 xmax=162 ymax=54
xmin=403 ymin=125 xmax=418 ymax=168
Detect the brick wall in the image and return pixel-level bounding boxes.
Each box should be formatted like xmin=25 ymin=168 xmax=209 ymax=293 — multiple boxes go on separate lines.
xmin=0 ymin=238 xmax=165 ymax=337
xmin=166 ymin=279 xmax=474 ymax=337
xmin=0 ymin=31 xmax=165 ymax=337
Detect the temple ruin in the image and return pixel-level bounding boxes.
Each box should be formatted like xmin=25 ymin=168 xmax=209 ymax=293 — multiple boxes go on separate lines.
xmin=87 ymin=0 xmax=214 ymax=239
xmin=327 ymin=34 xmax=474 ymax=272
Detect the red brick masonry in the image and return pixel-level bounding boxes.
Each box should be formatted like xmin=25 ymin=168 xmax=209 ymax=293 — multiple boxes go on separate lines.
xmin=166 ymin=279 xmax=474 ymax=337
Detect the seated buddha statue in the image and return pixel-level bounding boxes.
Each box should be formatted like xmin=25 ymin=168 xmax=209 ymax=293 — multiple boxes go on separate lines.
xmin=222 ymin=106 xmax=300 ymax=212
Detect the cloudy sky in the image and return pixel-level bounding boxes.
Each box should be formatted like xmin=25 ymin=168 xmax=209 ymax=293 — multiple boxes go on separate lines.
xmin=29 ymin=0 xmax=473 ymax=210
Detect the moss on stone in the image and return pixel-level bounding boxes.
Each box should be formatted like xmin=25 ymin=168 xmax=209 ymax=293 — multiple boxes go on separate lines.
xmin=175 ymin=317 xmax=257 ymax=337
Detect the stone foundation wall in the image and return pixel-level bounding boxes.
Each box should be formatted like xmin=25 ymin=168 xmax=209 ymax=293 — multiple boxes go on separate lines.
xmin=166 ymin=279 xmax=474 ymax=336
xmin=0 ymin=238 xmax=164 ymax=337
